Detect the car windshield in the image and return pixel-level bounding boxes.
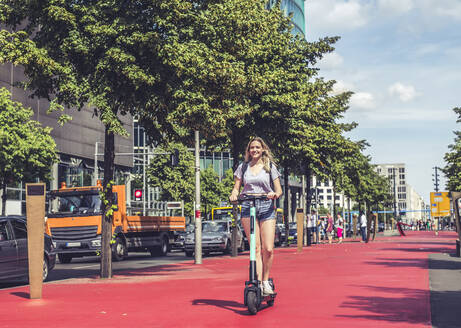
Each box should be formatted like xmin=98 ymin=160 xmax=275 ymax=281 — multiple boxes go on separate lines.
xmin=202 ymin=221 xmax=228 ymax=233
xmin=53 ymin=194 xmax=102 ymax=215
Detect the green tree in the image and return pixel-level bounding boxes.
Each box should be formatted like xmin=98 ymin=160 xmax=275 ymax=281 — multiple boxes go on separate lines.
xmin=220 ymin=168 xmax=235 ymax=200
xmin=0 ymin=87 xmax=58 ymax=215
xmin=443 ymin=107 xmax=461 ymax=192
xmin=146 ymin=143 xmax=195 ymax=215
xmin=0 ymin=0 xmax=249 ymax=277
xmin=200 ymin=166 xmax=226 ymax=219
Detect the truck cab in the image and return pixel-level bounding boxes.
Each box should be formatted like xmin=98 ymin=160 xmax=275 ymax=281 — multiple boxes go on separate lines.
xmin=46 ymin=182 xmax=185 ymax=263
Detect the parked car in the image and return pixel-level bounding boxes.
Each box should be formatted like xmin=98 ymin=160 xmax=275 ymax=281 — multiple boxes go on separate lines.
xmin=0 ymin=216 xmax=56 ymax=282
xmin=184 ymin=220 xmax=244 ymax=257
xmin=172 ymin=223 xmax=194 ymax=251
xmin=288 ymin=222 xmax=297 ymax=243
xmin=277 ymin=223 xmax=287 ymax=244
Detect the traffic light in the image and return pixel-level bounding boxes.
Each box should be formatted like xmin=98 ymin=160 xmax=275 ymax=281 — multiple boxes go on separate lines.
xmin=170 ymin=148 xmax=179 ymax=167
xmin=134 ymin=189 xmax=142 ymax=201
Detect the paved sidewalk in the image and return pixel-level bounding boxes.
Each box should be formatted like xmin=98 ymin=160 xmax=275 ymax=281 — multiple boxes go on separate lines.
xmin=0 ymin=231 xmax=457 ymax=328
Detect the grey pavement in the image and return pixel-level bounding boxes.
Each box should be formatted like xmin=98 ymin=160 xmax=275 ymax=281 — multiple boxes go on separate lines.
xmin=429 ymin=252 xmax=461 ymax=328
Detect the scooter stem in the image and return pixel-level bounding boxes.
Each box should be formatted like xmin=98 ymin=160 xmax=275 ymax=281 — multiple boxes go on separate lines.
xmin=249 ymin=199 xmax=257 ymax=282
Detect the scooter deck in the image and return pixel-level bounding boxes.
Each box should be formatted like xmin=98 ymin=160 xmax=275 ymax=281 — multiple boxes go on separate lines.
xmin=262 ymin=293 xmax=277 ymax=302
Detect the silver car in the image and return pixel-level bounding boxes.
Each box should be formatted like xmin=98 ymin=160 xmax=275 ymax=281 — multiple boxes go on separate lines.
xmin=184 ymin=220 xmax=244 ymax=257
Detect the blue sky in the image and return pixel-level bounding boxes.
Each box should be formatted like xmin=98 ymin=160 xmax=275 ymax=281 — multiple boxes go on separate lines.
xmin=305 ymin=0 xmax=460 ymax=203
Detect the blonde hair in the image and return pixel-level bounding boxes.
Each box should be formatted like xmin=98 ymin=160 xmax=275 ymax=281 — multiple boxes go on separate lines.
xmin=244 ymin=137 xmax=274 ymax=173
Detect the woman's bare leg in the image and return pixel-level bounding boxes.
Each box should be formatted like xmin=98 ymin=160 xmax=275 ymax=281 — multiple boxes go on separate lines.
xmin=260 ymin=219 xmax=276 ymax=281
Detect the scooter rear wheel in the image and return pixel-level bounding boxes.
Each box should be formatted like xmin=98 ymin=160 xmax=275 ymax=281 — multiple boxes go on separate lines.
xmin=247 ymin=291 xmax=258 ymax=315
xmin=267 ymin=299 xmax=274 ymax=306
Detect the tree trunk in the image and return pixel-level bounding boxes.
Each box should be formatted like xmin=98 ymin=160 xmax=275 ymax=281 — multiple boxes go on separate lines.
xmin=283 ymin=167 xmax=290 ymax=245
xmin=305 ymin=166 xmax=312 ymax=214
xmin=231 ymin=130 xmax=244 ymax=172
xmin=1 ymin=183 xmax=6 ymax=216
xmin=332 ymin=179 xmax=337 ymax=217
xmin=100 ymin=125 xmax=115 ymax=279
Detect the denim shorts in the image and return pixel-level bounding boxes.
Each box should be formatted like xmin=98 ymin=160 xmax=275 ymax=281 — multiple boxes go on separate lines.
xmin=240 ymin=199 xmax=275 ymax=222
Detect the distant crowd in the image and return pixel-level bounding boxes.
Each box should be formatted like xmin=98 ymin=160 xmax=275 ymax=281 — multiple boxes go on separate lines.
xmin=305 ymin=210 xmax=369 ymax=245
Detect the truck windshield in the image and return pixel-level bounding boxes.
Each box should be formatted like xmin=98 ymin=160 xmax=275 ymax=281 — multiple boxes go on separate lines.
xmin=53 ymin=194 xmax=102 ymax=215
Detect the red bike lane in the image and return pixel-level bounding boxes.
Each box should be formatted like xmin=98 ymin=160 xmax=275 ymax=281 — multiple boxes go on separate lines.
xmin=0 ymin=231 xmax=456 ymax=328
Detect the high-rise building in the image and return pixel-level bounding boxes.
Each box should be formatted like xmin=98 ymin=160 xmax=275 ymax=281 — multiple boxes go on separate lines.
xmin=375 ymin=163 xmax=426 ymax=222
xmin=267 ymin=0 xmax=306 ymax=37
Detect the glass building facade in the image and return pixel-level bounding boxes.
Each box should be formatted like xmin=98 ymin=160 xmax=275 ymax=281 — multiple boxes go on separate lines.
xmin=267 ymin=0 xmax=306 ymax=37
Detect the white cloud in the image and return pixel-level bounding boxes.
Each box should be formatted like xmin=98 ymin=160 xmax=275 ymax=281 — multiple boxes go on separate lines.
xmin=421 ymin=0 xmax=461 ymax=20
xmin=332 ymin=80 xmax=355 ymax=94
xmin=350 ymin=92 xmax=375 ymax=109
xmin=388 ymin=82 xmax=419 ymax=102
xmin=318 ymin=52 xmax=344 ymax=70
xmin=378 ymin=0 xmax=414 ymax=15
xmin=307 ymin=0 xmax=369 ymax=35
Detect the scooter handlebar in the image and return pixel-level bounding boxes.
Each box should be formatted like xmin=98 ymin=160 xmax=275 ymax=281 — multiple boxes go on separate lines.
xmin=233 ymin=194 xmax=269 ymax=204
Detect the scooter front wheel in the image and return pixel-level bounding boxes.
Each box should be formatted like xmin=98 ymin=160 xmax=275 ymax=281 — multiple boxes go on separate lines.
xmin=247 ymin=291 xmax=258 ymax=315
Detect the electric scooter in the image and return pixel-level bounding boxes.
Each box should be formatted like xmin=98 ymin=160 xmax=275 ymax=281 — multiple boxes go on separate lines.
xmin=237 ymin=194 xmax=277 ymax=315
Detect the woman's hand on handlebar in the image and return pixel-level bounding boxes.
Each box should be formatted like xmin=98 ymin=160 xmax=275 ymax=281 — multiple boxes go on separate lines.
xmin=229 ymin=190 xmax=239 ymax=202
xmin=267 ymin=192 xmax=277 ymax=199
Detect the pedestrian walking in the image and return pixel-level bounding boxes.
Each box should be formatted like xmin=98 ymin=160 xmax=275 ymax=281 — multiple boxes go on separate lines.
xmin=359 ymin=211 xmax=367 ymax=242
xmin=307 ymin=210 xmax=318 ymax=245
xmin=336 ymin=213 xmax=344 ymax=244
xmin=318 ymin=218 xmax=326 ymax=242
xmin=229 ymin=137 xmax=283 ymax=296
xmin=326 ymin=212 xmax=334 ymax=244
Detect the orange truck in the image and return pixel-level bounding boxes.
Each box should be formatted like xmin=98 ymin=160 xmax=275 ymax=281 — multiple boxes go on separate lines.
xmin=45 ymin=182 xmax=185 ymax=263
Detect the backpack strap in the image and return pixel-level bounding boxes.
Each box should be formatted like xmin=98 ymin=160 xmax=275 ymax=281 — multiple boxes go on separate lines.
xmin=241 ymin=161 xmax=249 ymax=187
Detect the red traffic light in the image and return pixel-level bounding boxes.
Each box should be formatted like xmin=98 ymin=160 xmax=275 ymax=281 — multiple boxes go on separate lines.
xmin=135 ymin=189 xmax=142 ymax=200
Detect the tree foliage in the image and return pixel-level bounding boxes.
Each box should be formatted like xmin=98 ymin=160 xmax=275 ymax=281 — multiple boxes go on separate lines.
xmin=0 ymin=87 xmax=58 ymax=215
xmin=443 ymin=107 xmax=461 ymax=192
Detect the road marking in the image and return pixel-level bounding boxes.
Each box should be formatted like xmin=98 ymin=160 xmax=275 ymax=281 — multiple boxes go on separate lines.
xmin=72 ymin=264 xmax=99 ymax=269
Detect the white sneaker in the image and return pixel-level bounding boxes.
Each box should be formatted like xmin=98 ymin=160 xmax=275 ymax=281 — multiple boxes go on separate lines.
xmin=262 ymin=281 xmax=275 ymax=295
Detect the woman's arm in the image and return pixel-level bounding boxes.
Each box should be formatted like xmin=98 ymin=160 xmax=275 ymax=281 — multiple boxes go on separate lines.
xmin=229 ymin=177 xmax=242 ymax=202
xmin=268 ymin=177 xmax=283 ymax=199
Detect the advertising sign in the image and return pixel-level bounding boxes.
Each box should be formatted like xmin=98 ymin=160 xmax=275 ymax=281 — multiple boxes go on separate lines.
xmin=430 ymin=192 xmax=451 ymax=217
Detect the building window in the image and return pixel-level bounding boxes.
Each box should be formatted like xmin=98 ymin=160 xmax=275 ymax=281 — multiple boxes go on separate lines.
xmin=388 ymin=168 xmax=394 ymax=174
xmin=335 ymin=195 xmax=340 ymax=200
xmin=327 ymin=189 xmax=332 ymax=194
xmin=377 ymin=168 xmax=381 ymax=173
xmin=399 ymin=168 xmax=405 ymax=173
xmin=400 ymin=180 xmax=405 ymax=185
xmin=398 ymin=193 xmax=406 ymax=200
xmin=319 ymin=195 xmax=324 ymax=200
xmin=398 ymin=186 xmax=406 ymax=193
xmin=399 ymin=174 xmax=405 ymax=180
xmin=327 ymin=195 xmax=332 ymax=200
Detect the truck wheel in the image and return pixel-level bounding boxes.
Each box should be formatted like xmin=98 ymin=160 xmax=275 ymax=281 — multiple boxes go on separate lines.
xmin=58 ymin=254 xmax=72 ymax=264
xmin=151 ymin=236 xmax=169 ymax=257
xmin=43 ymin=257 xmax=49 ymax=281
xmin=112 ymin=237 xmax=127 ymax=261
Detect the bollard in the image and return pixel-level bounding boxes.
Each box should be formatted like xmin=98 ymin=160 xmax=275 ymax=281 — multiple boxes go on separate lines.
xmin=296 ymin=208 xmax=304 ymax=253
xmin=456 ymin=239 xmax=460 ymax=257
